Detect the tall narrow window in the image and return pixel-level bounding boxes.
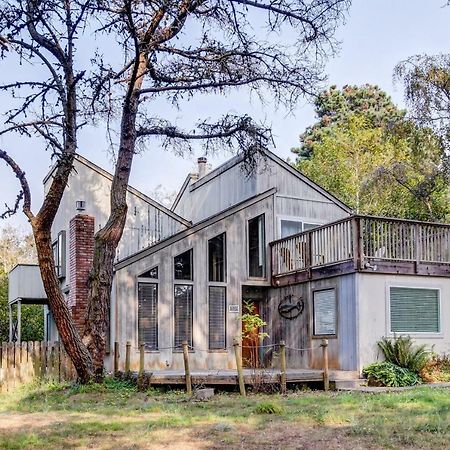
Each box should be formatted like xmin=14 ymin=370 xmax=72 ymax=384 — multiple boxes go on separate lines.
xmin=52 ymin=230 xmax=66 ymax=279
xmin=313 ymin=288 xmax=337 ymax=336
xmin=174 ymin=285 xmax=193 ymax=348
xmin=248 ymin=215 xmax=265 ymax=277
xmin=209 ymin=233 xmax=226 ymax=282
xmin=209 ymin=286 xmax=226 ymax=350
xmin=174 ymin=249 xmax=193 ymax=280
xmin=138 ymin=283 xmax=158 ymax=350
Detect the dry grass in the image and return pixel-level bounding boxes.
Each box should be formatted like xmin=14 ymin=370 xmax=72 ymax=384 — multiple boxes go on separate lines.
xmin=0 ymin=379 xmax=449 ymax=449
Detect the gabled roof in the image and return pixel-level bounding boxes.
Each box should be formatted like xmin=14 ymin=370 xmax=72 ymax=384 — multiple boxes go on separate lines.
xmin=171 ymin=149 xmax=352 ymax=213
xmin=116 ymin=187 xmax=277 ymax=270
xmin=43 ymin=153 xmax=191 ymax=228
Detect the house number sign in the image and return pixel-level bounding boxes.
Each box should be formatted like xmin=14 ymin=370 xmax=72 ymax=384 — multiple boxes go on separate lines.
xmin=228 ymin=304 xmax=240 ymax=313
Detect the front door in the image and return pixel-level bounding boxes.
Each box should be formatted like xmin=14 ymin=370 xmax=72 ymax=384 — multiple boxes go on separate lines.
xmin=241 ymin=300 xmax=260 ymax=368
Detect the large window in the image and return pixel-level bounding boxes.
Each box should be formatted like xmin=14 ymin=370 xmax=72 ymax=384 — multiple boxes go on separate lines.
xmin=174 ymin=249 xmax=193 ymax=280
xmin=174 ymin=285 xmax=193 ymax=348
xmin=138 ymin=283 xmax=158 ymax=350
xmin=248 ymin=215 xmax=265 ymax=278
xmin=280 ymin=219 xmax=319 ymax=238
xmin=390 ymin=287 xmax=440 ymax=334
xmin=313 ymin=288 xmax=337 ymax=336
xmin=209 ymin=286 xmax=226 ymax=350
xmin=209 ymin=233 xmax=226 ymax=282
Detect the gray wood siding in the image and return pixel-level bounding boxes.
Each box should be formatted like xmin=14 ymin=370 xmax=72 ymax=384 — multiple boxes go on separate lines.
xmin=113 ymin=195 xmax=274 ymax=371
xmin=266 ymin=273 xmax=357 ymax=371
xmin=174 ymin=154 xmax=349 ymax=231
xmin=46 ymin=157 xmax=189 ymax=292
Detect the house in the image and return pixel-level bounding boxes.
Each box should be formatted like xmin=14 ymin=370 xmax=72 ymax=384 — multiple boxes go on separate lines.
xmin=8 ymin=149 xmax=450 ymax=376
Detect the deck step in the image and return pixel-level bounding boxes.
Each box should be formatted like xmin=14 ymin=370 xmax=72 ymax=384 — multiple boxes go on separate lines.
xmin=334 ymin=378 xmax=368 ymax=390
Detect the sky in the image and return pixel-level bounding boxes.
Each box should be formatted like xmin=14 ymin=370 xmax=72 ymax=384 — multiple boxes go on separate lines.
xmin=1 ymin=0 xmax=450 ymax=230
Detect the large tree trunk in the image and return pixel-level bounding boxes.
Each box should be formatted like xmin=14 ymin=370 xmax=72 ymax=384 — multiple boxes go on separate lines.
xmin=32 ymin=220 xmax=93 ymax=383
xmin=83 ymin=53 xmax=148 ymax=377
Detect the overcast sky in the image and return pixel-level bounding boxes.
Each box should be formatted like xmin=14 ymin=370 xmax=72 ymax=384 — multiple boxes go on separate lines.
xmin=1 ymin=0 xmax=450 ymax=231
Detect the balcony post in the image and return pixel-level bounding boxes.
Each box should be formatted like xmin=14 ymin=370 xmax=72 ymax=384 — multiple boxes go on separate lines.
xmin=352 ymin=217 xmax=362 ymax=270
xmin=415 ymin=223 xmax=421 ymax=273
xmin=8 ymin=302 xmax=12 ymax=342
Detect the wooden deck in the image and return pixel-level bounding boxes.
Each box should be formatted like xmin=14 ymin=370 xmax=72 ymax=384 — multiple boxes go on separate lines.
xmin=271 ymin=215 xmax=450 ymax=286
xmin=143 ymin=368 xmax=357 ymax=386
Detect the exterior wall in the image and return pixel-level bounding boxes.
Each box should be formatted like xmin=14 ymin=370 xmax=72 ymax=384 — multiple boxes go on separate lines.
xmin=45 ymin=156 xmax=189 ymax=293
xmin=174 ymin=154 xmax=349 ymax=231
xmin=356 ymin=273 xmax=450 ymax=372
xmin=8 ymin=265 xmax=46 ymax=303
xmin=267 ymin=273 xmax=358 ymax=371
xmin=113 ymin=195 xmax=275 ymax=372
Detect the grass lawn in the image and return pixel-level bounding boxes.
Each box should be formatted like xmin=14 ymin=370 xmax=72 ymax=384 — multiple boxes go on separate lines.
xmin=0 ymin=380 xmax=449 ymax=449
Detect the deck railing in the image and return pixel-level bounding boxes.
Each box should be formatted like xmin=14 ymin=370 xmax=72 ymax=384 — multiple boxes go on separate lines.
xmin=271 ymin=215 xmax=450 ymax=278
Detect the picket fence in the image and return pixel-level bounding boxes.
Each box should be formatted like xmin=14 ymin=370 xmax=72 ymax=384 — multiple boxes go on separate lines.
xmin=0 ymin=341 xmax=77 ymax=392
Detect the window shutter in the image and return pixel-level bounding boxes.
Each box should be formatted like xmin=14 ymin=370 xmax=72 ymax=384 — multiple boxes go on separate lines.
xmin=174 ymin=285 xmax=193 ymax=348
xmin=138 ymin=283 xmax=158 ymax=350
xmin=209 ymin=287 xmax=226 ymax=350
xmin=390 ymin=287 xmax=440 ymax=333
xmin=313 ymin=289 xmax=336 ymax=335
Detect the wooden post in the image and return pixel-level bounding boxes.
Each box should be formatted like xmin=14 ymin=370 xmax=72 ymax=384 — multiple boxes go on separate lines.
xmin=182 ymin=341 xmax=192 ymax=395
xmin=280 ymin=340 xmax=287 ymax=395
xmin=114 ymin=342 xmax=120 ymax=375
xmin=139 ymin=343 xmax=145 ymax=377
xmin=321 ymin=339 xmax=329 ymax=391
xmin=233 ymin=337 xmax=246 ymax=396
xmin=125 ymin=341 xmax=131 ymax=374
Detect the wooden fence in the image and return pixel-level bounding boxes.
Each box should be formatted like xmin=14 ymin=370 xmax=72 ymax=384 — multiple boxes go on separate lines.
xmin=0 ymin=341 xmax=76 ymax=392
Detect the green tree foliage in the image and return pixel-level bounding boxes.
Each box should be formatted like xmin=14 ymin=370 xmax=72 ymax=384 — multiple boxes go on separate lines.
xmin=292 ymin=84 xmax=406 ymax=160
xmin=0 ymin=226 xmax=43 ymax=342
xmin=292 ymin=85 xmax=450 ymax=221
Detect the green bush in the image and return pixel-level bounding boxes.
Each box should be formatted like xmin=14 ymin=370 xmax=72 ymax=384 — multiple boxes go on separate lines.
xmin=378 ymin=336 xmax=431 ymax=373
xmin=254 ymin=401 xmax=283 ymax=414
xmin=363 ymin=361 xmax=421 ymax=387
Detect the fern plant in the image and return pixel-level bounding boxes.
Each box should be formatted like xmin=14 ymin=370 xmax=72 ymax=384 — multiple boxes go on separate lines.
xmin=378 ymin=336 xmax=431 ymax=373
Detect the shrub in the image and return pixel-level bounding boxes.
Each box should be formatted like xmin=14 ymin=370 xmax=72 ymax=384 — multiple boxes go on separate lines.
xmin=378 ymin=336 xmax=431 ymax=373
xmin=420 ymin=353 xmax=450 ymax=383
xmin=362 ymin=362 xmax=421 ymax=387
xmin=254 ymin=401 xmax=283 ymax=414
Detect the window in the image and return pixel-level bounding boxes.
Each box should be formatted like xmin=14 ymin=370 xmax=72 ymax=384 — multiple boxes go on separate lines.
xmin=174 ymin=285 xmax=193 ymax=348
xmin=390 ymin=287 xmax=440 ymax=333
xmin=138 ymin=283 xmax=158 ymax=350
xmin=280 ymin=219 xmax=319 ymax=238
xmin=52 ymin=230 xmax=66 ymax=279
xmin=209 ymin=233 xmax=226 ymax=282
xmin=313 ymin=289 xmax=337 ymax=336
xmin=248 ymin=215 xmax=265 ymax=277
xmin=140 ymin=267 xmax=158 ymax=279
xmin=209 ymin=286 xmax=226 ymax=350
xmin=174 ymin=249 xmax=193 ymax=280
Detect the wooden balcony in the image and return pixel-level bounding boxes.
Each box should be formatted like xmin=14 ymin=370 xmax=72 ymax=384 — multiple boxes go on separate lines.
xmin=270 ymin=215 xmax=450 ymax=286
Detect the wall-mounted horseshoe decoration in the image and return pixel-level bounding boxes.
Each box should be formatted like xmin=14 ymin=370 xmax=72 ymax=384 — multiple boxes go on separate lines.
xmin=278 ymin=294 xmax=304 ymax=320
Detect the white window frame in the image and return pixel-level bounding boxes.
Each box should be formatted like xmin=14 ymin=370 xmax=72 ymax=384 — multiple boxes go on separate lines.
xmin=386 ymin=284 xmax=443 ymax=338
xmin=277 ymin=215 xmax=322 ymax=239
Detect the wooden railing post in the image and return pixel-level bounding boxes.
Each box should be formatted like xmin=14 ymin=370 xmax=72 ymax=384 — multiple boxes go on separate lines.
xmin=352 ymin=217 xmax=362 ymax=270
xmin=139 ymin=342 xmax=145 ymax=378
xmin=182 ymin=341 xmax=192 ymax=395
xmin=125 ymin=341 xmax=131 ymax=374
xmin=415 ymin=223 xmax=421 ymax=273
xmin=321 ymin=339 xmax=329 ymax=391
xmin=280 ymin=340 xmax=287 ymax=395
xmin=233 ymin=337 xmax=246 ymax=396
xmin=114 ymin=341 xmax=120 ymax=375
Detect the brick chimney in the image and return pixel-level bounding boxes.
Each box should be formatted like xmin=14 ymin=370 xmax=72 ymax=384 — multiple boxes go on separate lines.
xmin=68 ymin=214 xmax=95 ymax=333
